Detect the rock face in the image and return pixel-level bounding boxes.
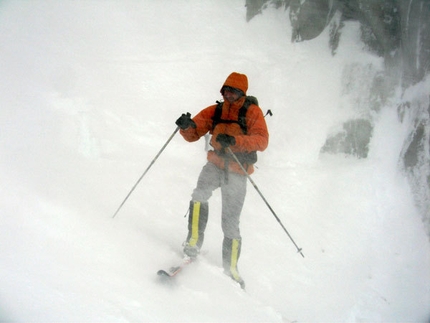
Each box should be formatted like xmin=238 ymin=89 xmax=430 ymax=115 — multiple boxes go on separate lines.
xmin=321 ymin=119 xmax=373 ymax=159
xmin=398 ymin=84 xmax=430 ymax=234
xmin=246 ymin=0 xmax=430 ymax=233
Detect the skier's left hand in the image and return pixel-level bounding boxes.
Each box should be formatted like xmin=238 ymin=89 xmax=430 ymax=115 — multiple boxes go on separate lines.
xmin=216 ymin=134 xmax=236 ymax=148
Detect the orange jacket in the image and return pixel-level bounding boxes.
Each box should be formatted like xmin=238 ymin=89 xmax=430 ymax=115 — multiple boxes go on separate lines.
xmin=180 ymin=73 xmax=269 ymax=175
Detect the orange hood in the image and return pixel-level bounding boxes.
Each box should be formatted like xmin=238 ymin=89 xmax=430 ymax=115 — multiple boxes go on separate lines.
xmin=220 ymin=72 xmax=248 ymax=95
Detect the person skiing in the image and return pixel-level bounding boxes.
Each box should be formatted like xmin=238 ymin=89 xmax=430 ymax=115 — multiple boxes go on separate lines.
xmin=175 ymin=72 xmax=269 ymax=288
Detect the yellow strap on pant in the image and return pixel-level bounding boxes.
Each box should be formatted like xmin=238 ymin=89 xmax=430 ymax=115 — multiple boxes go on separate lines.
xmin=189 ymin=201 xmax=201 ymax=247
xmin=230 ymin=238 xmax=241 ymax=280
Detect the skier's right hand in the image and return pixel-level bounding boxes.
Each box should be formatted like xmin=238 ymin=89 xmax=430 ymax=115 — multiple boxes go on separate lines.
xmin=175 ymin=112 xmax=196 ymax=130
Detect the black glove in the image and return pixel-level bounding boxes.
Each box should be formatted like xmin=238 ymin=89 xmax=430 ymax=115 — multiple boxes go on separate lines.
xmin=216 ymin=134 xmax=236 ymax=148
xmin=175 ymin=113 xmax=196 ymax=130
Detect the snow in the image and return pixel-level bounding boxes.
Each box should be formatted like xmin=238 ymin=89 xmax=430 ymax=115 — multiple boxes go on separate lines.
xmin=0 ymin=1 xmax=429 ymax=322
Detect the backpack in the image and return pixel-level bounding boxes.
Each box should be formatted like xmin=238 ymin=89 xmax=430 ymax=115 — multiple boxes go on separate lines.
xmin=211 ymin=96 xmax=259 ymax=165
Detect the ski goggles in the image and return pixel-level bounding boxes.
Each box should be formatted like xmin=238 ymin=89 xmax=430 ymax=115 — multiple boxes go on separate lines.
xmin=221 ymin=86 xmax=244 ymax=97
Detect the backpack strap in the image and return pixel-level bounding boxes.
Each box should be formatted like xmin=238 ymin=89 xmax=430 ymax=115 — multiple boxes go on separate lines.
xmin=237 ymin=99 xmax=251 ymax=135
xmin=212 ymin=101 xmax=223 ymax=132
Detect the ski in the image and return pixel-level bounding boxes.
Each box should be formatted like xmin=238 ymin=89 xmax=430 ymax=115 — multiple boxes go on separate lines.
xmin=157 ymin=255 xmax=193 ymax=278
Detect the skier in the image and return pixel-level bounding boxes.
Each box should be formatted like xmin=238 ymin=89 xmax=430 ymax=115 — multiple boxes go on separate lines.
xmin=175 ymin=72 xmax=269 ymax=288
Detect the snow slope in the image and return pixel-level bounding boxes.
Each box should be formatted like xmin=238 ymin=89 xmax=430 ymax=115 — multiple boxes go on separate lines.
xmin=0 ymin=1 xmax=429 ymax=322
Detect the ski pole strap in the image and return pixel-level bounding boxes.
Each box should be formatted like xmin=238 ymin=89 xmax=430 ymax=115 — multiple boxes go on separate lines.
xmin=223 ymin=150 xmax=229 ymax=184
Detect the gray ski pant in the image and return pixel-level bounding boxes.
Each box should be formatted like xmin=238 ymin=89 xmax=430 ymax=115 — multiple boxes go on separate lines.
xmin=191 ymin=161 xmax=247 ymax=240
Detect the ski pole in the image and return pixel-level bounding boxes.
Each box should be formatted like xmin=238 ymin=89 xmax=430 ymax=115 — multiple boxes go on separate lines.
xmin=227 ymin=147 xmax=304 ymax=258
xmin=112 ymin=126 xmax=180 ymax=218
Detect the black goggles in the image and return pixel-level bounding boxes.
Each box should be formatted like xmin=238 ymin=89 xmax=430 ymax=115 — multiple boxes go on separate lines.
xmin=221 ymin=86 xmax=244 ymax=96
